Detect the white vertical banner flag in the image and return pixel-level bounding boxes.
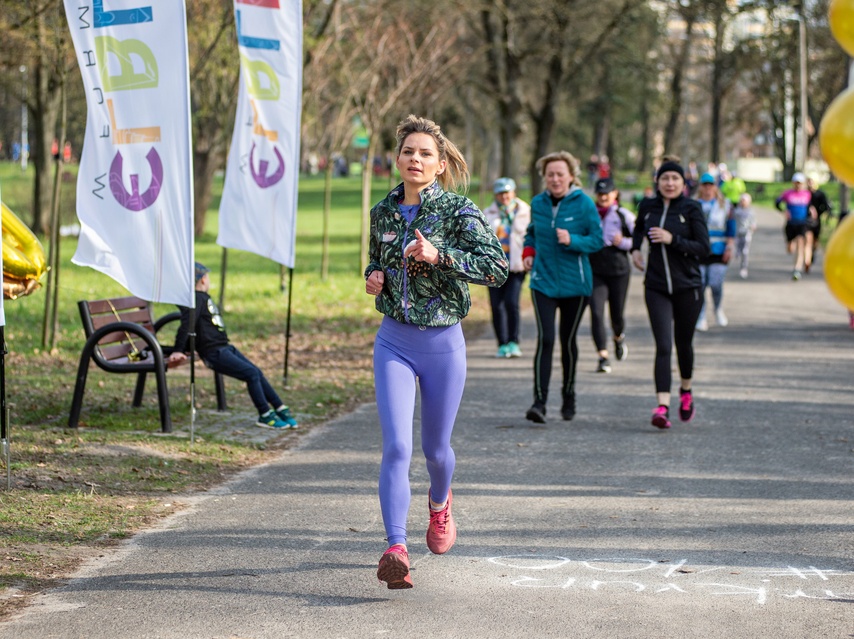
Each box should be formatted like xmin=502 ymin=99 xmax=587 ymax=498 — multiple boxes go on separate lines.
xmin=217 ymin=0 xmax=303 ymax=268
xmin=63 ymin=0 xmax=195 ymax=307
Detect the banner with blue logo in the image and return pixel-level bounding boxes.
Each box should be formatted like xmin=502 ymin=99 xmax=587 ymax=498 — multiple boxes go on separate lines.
xmin=217 ymin=0 xmax=303 ymax=269
xmin=64 ymin=0 xmax=195 ymax=307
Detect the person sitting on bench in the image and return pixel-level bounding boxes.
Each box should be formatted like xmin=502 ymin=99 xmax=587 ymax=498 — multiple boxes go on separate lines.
xmin=168 ymin=262 xmax=298 ymax=430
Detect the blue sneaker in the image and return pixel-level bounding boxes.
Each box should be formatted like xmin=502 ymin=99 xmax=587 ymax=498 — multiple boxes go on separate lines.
xmin=496 ymin=344 xmax=508 ymax=358
xmin=276 ymin=406 xmax=299 ymax=429
xmin=507 ymin=342 xmax=522 ymax=358
xmin=256 ymin=410 xmax=290 ymax=430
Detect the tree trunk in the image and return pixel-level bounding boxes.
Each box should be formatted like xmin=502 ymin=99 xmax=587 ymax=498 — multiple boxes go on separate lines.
xmin=481 ymin=8 xmax=523 ymax=182
xmin=637 ymin=85 xmax=651 ymax=174
xmin=360 ymin=135 xmax=377 ymax=274
xmin=30 ymin=9 xmax=62 ymax=234
xmin=709 ymin=9 xmax=726 ymax=164
xmin=193 ymin=144 xmax=223 ymax=238
xmin=322 ymin=161 xmax=333 ymax=280
xmin=595 ymin=113 xmax=611 ymax=160
xmin=31 ymin=79 xmax=60 ymax=234
xmin=663 ymin=13 xmax=696 ymax=156
xmin=528 ymin=51 xmax=564 ymax=195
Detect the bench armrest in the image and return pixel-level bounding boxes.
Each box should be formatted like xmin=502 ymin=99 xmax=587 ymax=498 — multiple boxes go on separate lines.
xmin=85 ymin=321 xmax=164 ymax=373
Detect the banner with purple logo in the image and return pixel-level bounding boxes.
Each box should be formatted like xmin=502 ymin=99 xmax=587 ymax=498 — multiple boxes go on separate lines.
xmin=64 ymin=0 xmax=195 ymax=307
xmin=217 ymin=0 xmax=303 ymax=268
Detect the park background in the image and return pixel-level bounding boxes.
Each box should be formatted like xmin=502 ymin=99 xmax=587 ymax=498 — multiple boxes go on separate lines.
xmin=0 ymin=0 xmax=851 ymax=621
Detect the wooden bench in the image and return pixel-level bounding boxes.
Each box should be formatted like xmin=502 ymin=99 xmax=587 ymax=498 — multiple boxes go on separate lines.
xmin=68 ymin=296 xmax=227 ymax=433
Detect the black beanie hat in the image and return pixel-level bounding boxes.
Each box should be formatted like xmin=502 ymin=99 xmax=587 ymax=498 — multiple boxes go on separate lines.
xmin=656 ymin=161 xmax=685 ymax=180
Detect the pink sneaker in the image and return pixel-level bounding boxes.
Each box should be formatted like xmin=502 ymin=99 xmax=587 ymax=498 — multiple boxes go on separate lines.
xmin=651 ymin=405 xmax=671 ymax=429
xmin=679 ymin=390 xmax=695 ymax=422
xmin=426 ymin=489 xmax=457 ymax=554
xmin=376 ymin=544 xmax=413 ymax=589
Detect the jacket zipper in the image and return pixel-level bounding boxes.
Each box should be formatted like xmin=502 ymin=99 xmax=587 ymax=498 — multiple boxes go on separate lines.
xmin=552 ymin=199 xmax=585 ymax=289
xmin=659 ymin=202 xmax=673 ymax=294
xmin=402 ymin=223 xmax=411 ymax=323
xmin=401 ymin=195 xmax=424 ymax=324
xmin=551 ymin=202 xmax=567 ymax=289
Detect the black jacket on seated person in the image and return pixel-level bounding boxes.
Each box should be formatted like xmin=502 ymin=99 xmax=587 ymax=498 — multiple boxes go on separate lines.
xmin=173 ymin=290 xmax=230 ymax=359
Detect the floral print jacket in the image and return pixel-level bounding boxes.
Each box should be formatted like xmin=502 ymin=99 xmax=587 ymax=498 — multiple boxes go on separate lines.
xmin=365 ymin=181 xmax=509 ymax=327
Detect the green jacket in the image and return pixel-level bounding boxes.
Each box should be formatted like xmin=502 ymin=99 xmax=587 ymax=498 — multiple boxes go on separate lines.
xmin=366 ymin=181 xmax=508 ymax=327
xmin=720 ymin=177 xmax=747 ymax=204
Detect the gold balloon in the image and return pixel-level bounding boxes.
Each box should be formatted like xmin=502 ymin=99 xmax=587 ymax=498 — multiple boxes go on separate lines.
xmin=819 ymin=88 xmax=854 ymax=187
xmin=829 ymin=0 xmax=854 ymax=57
xmin=1 ymin=202 xmax=47 ymax=299
xmin=825 ymin=214 xmax=854 ymax=310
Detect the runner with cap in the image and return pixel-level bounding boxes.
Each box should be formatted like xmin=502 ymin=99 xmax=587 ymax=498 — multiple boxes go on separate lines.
xmin=588 ymin=177 xmax=636 ymax=373
xmin=774 ymin=172 xmax=813 ymax=280
xmin=483 ymin=177 xmax=531 ymax=358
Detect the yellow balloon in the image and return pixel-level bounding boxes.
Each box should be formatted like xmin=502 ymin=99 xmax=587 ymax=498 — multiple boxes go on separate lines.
xmin=829 ymin=0 xmax=854 ymax=57
xmin=1 ymin=202 xmax=47 ymax=299
xmin=819 ymin=88 xmax=854 ymax=187
xmin=825 ymin=214 xmax=854 ymax=310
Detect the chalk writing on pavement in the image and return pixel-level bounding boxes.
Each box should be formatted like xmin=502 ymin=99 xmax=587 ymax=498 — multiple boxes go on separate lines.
xmin=486 ymin=556 xmax=854 ymax=605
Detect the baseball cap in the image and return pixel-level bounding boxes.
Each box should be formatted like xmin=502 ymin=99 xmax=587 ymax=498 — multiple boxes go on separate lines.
xmin=194 ymin=262 xmax=210 ymax=283
xmin=699 ymin=173 xmax=716 ymax=184
xmin=493 ymin=177 xmax=516 ymax=194
xmin=594 ymin=177 xmax=615 ymax=194
xmin=791 ymin=172 xmax=806 ymax=183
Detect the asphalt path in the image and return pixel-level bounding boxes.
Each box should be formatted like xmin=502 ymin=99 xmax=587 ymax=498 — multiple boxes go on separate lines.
xmin=2 ymin=205 xmax=853 ymax=638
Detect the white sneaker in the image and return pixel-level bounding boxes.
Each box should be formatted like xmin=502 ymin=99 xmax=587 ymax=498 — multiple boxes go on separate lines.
xmin=715 ymin=309 xmax=728 ymax=327
xmin=696 ymin=317 xmax=709 ymax=332
xmin=739 ymin=268 xmax=748 ymax=279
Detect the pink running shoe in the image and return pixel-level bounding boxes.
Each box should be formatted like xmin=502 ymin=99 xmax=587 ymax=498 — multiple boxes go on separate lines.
xmin=426 ymin=489 xmax=457 ymax=554
xmin=376 ymin=544 xmax=413 ymax=589
xmin=651 ymin=405 xmax=671 ymax=429
xmin=679 ymin=390 xmax=695 ymax=422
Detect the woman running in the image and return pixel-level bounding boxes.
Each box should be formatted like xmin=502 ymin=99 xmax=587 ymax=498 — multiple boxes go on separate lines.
xmin=522 ymin=151 xmax=603 ymax=423
xmin=631 ymin=158 xmax=710 ymax=429
xmin=365 ymin=115 xmax=508 ymax=589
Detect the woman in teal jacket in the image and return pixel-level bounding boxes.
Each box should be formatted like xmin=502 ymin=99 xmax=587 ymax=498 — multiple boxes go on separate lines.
xmin=522 ymin=151 xmax=603 ymax=423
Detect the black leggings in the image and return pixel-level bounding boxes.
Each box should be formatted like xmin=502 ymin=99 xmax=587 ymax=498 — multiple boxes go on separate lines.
xmin=644 ymin=287 xmax=703 ymax=394
xmin=589 ymin=272 xmax=630 ymax=351
xmin=531 ymin=290 xmax=587 ymax=404
xmin=489 ymin=271 xmax=526 ymax=345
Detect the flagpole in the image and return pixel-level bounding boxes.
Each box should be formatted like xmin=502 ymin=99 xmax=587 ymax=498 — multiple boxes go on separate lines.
xmin=283 ymin=266 xmax=293 ymax=386
xmin=218 ymin=247 xmax=228 ymax=310
xmin=0 ymin=326 xmax=9 ymax=490
xmin=189 ymin=306 xmax=196 ymax=445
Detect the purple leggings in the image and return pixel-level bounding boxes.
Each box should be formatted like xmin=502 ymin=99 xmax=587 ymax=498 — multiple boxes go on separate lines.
xmin=373 ymin=316 xmax=466 ymax=547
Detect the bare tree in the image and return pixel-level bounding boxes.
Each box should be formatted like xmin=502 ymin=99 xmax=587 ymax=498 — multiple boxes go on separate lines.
xmin=300 ymin=2 xmax=357 ymax=279
xmin=662 ymin=1 xmax=700 ymax=156
xmin=478 ymin=2 xmax=525 ymax=181
xmin=187 ymin=0 xmax=238 ymax=238
xmin=331 ymin=0 xmax=466 ymax=273
xmin=1 ymin=1 xmax=71 ymax=233
xmin=523 ymin=0 xmax=646 ymax=193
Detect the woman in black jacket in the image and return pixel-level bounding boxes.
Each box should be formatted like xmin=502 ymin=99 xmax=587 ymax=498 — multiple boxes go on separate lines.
xmin=631 ymin=159 xmax=710 ymax=429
